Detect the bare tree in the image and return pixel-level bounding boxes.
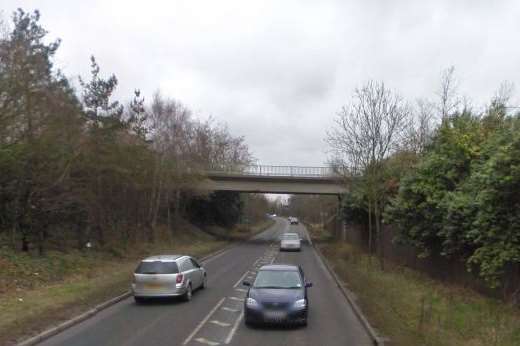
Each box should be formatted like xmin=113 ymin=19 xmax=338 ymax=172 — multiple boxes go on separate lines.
xmin=327 ymin=80 xmax=410 ymax=267
xmin=437 ymin=66 xmax=460 ymax=119
xmin=404 ymin=99 xmax=436 ymax=153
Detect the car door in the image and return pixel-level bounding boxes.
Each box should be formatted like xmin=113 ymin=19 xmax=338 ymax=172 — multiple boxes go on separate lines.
xmin=180 ymin=258 xmax=194 ymax=286
xmin=190 ymin=258 xmax=204 ymax=288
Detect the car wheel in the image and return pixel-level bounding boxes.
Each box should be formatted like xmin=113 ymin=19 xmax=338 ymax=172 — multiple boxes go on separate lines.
xmin=183 ymin=284 xmax=193 ymax=302
xmin=201 ymin=274 xmax=207 ymax=289
xmin=134 ymin=296 xmax=145 ymax=304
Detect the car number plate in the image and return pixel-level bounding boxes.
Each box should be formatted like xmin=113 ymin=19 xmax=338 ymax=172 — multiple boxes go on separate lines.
xmin=264 ymin=310 xmax=286 ymax=320
xmin=143 ymin=283 xmax=164 ymax=289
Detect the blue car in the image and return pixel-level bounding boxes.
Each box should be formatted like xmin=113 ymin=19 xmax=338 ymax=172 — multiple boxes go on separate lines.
xmin=243 ymin=264 xmax=312 ymax=326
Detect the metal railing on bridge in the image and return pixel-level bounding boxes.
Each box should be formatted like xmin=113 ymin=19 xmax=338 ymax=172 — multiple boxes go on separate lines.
xmin=208 ymin=165 xmax=344 ymax=178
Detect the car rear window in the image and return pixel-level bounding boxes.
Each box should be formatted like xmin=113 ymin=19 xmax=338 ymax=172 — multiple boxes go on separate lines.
xmin=282 ymin=234 xmax=299 ymax=240
xmin=135 ymin=261 xmax=179 ymax=274
xmin=254 ymin=270 xmax=302 ymax=289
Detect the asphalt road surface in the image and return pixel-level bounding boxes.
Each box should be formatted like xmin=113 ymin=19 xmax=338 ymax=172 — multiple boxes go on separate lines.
xmin=39 ymin=218 xmax=372 ymax=346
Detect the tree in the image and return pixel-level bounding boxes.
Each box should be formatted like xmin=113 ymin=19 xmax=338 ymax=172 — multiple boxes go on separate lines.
xmin=0 ymin=9 xmax=83 ymax=253
xmin=78 ymin=56 xmax=125 ymax=246
xmin=327 ymin=80 xmax=410 ymax=267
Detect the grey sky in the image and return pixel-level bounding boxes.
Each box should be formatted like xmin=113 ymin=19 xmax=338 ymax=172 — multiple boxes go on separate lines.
xmin=3 ymin=0 xmax=520 ymax=166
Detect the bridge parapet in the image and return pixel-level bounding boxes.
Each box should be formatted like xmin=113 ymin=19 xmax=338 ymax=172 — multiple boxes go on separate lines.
xmin=208 ymin=165 xmax=341 ymax=178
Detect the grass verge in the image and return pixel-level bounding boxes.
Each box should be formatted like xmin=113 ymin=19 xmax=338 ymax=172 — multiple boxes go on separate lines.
xmin=0 ymin=225 xmax=228 ymax=346
xmin=309 ymin=227 xmax=520 ymax=346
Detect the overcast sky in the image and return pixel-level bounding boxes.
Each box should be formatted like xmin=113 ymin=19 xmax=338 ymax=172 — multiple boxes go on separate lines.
xmin=3 ymin=0 xmax=520 ymax=166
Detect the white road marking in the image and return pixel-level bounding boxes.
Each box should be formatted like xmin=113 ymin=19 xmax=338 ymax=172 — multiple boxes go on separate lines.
xmin=182 ymin=298 xmax=226 ymax=345
xmin=210 ymin=320 xmax=232 ymax=327
xmin=221 ymin=307 xmax=240 ymax=312
xmin=229 ymin=296 xmax=244 ymax=302
xmin=195 ymin=337 xmax=220 ymax=346
xmin=234 ymin=288 xmax=247 ymax=292
xmin=201 ymin=249 xmax=230 ymax=264
xmin=225 ymin=311 xmax=244 ymax=344
xmin=233 ymin=270 xmax=250 ymax=288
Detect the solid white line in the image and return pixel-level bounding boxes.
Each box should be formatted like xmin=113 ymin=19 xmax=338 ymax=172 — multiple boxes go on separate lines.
xmin=202 ymin=249 xmax=230 ymax=264
xmin=233 ymin=270 xmax=250 ymax=288
xmin=183 ymin=298 xmax=226 ymax=345
xmin=225 ymin=311 xmax=244 ymax=344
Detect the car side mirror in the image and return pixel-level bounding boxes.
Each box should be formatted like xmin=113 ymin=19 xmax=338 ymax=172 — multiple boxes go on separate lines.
xmin=305 ymin=282 xmax=313 ymax=288
xmin=243 ymin=281 xmax=251 ymax=286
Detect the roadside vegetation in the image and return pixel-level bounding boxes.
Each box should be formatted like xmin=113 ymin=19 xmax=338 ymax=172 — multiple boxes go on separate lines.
xmin=0 ymin=9 xmax=275 ymax=344
xmin=0 ymin=223 xmax=226 ymax=345
xmin=0 ymin=8 xmax=267 ymax=257
xmin=307 ymin=226 xmax=520 ymax=346
xmin=326 ymin=68 xmax=520 ymax=294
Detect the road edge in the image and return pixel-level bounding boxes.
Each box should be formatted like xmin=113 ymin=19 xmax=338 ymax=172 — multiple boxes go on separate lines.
xmin=310 ymin=241 xmax=387 ymax=346
xmin=15 ymin=241 xmax=241 ymax=346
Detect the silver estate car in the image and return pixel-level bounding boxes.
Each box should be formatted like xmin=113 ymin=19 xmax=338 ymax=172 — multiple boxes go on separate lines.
xmin=131 ymin=255 xmax=206 ymax=303
xmin=280 ymin=233 xmax=302 ymax=251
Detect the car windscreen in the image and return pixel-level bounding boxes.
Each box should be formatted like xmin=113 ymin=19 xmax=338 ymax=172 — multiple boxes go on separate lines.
xmin=135 ymin=261 xmax=179 ymax=274
xmin=282 ymin=234 xmax=299 ymax=240
xmin=253 ymin=270 xmax=302 ymax=289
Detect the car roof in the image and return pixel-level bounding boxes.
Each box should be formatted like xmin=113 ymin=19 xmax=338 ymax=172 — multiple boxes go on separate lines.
xmin=259 ymin=264 xmax=300 ymax=271
xmin=141 ymin=255 xmax=186 ymax=262
xmin=282 ymin=232 xmax=299 ymax=236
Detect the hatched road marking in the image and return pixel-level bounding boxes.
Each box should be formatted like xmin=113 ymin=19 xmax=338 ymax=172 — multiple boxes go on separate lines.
xmin=210 ymin=320 xmax=232 ymax=327
xmin=183 ymin=298 xmax=225 ymax=345
xmin=221 ymin=307 xmax=240 ymax=313
xmin=195 ymin=338 xmax=220 ymax=346
xmin=225 ymin=311 xmax=244 ymax=344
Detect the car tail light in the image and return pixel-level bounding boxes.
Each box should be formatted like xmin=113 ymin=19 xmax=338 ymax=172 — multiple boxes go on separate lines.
xmin=176 ymin=274 xmax=184 ymax=284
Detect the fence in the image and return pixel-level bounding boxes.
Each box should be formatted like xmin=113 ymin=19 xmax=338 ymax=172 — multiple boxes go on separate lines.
xmin=209 ymin=165 xmax=347 ymax=178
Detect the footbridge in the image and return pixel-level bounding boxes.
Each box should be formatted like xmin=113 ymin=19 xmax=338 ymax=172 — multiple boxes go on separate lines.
xmin=199 ymin=165 xmax=348 ymax=195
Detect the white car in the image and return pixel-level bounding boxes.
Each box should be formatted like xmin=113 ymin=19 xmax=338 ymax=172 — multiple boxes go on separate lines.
xmin=280 ymin=233 xmax=301 ymax=251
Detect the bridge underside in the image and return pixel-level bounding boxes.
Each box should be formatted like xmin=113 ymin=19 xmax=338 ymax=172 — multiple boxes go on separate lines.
xmin=199 ymin=175 xmax=348 ymax=195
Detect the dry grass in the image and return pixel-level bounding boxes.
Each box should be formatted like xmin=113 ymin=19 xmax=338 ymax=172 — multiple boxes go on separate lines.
xmin=317 ymin=240 xmax=520 ymax=346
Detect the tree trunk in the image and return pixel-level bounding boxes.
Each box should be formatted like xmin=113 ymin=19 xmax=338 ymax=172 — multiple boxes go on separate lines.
xmin=367 ymin=199 xmax=373 ymax=264
xmin=375 ymin=200 xmax=385 ymax=271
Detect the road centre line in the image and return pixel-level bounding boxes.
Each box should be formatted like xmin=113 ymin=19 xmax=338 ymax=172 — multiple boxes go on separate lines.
xmin=183 ymin=298 xmax=226 ymax=345
xmin=233 ymin=270 xmax=250 ymax=288
xmin=225 ymin=311 xmax=244 ymax=344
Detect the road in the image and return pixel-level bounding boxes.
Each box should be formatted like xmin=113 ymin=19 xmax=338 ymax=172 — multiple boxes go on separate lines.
xmin=39 ymin=218 xmax=373 ymax=346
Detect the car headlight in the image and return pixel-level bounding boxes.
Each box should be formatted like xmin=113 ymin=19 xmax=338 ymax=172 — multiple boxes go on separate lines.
xmin=293 ymin=299 xmax=306 ymax=308
xmin=246 ymin=298 xmax=259 ymax=307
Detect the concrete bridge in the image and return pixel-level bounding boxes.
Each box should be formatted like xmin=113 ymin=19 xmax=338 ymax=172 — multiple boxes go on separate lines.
xmin=200 ymin=165 xmax=348 ymax=195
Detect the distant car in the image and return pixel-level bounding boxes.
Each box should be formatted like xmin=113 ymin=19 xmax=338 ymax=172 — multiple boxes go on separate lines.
xmin=131 ymin=255 xmax=206 ymax=303
xmin=290 ymin=217 xmax=299 ymax=225
xmin=243 ymin=264 xmax=312 ymax=326
xmin=280 ymin=232 xmax=301 ymax=251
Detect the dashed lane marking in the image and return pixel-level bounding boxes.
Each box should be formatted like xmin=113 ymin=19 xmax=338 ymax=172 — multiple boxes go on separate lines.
xmin=234 ymin=288 xmax=247 ymax=293
xmin=182 ymin=298 xmax=226 ymax=345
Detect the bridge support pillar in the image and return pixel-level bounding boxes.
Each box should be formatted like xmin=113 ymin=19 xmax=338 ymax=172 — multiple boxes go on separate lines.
xmin=336 ymin=195 xmax=346 ymax=241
